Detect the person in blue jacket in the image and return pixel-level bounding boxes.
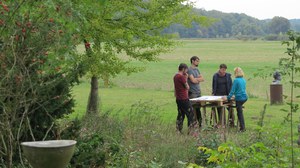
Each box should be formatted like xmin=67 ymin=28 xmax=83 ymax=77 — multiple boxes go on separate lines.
xmin=223 ymin=67 xmax=248 ymax=132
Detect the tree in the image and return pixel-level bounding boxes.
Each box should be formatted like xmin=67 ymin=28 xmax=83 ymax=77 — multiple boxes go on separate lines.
xmin=71 ymin=0 xmax=211 ymax=114
xmin=268 ymin=16 xmax=291 ymax=34
xmin=232 ymin=18 xmax=263 ymax=36
xmin=280 ymin=31 xmax=300 ymax=168
xmin=0 ymin=1 xmax=80 ymax=167
xmin=290 ymin=19 xmax=300 ymax=32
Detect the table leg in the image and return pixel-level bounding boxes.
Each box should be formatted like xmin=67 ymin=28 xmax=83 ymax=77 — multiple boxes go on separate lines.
xmin=201 ymin=107 xmax=206 ymax=127
xmin=221 ymin=106 xmax=226 ymax=127
xmin=211 ymin=107 xmax=217 ymax=127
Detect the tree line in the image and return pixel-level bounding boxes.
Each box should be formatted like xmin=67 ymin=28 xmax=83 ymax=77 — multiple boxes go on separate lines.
xmin=163 ymin=8 xmax=300 ymax=39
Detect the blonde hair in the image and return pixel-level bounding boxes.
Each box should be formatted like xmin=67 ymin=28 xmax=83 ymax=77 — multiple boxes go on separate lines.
xmin=234 ymin=67 xmax=244 ymax=77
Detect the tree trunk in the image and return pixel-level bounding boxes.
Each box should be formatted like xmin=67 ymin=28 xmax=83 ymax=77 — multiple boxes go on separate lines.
xmin=86 ymin=76 xmax=100 ymax=114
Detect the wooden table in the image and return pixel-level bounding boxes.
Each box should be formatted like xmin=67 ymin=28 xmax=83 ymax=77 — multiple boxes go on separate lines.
xmin=190 ymin=96 xmax=229 ymax=128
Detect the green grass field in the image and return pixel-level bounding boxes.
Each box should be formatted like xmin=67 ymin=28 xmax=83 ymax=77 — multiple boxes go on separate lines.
xmin=71 ymin=39 xmax=299 ymax=131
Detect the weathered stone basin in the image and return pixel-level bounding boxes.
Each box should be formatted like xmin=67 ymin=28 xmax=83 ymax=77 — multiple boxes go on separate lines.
xmin=21 ymin=140 xmax=76 ymax=168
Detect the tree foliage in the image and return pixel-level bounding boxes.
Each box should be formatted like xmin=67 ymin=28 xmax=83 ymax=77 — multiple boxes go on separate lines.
xmin=268 ymin=16 xmax=291 ymax=34
xmin=73 ymin=0 xmax=211 ymax=79
xmin=280 ymin=31 xmax=300 ymax=167
xmin=0 ymin=1 xmax=81 ymax=167
xmin=70 ymin=0 xmax=212 ymax=113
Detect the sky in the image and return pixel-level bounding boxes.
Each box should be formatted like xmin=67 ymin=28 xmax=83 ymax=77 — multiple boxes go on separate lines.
xmin=193 ymin=0 xmax=300 ymax=20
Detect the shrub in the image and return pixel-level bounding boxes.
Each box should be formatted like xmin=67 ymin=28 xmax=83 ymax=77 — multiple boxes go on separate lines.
xmin=194 ymin=129 xmax=221 ymax=167
xmin=64 ymin=112 xmax=125 ymax=168
xmin=264 ymin=34 xmax=289 ymax=41
xmin=0 ymin=1 xmax=80 ymax=167
xmin=71 ymin=134 xmax=106 ymax=167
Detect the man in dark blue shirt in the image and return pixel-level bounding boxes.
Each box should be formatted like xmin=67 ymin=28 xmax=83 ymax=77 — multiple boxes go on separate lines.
xmin=212 ymin=64 xmax=232 ymax=126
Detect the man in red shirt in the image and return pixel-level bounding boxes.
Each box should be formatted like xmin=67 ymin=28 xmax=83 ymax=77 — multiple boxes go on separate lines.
xmin=173 ymin=63 xmax=195 ymax=134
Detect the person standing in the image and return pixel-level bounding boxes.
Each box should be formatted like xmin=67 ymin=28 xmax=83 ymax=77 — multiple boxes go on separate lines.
xmin=223 ymin=67 xmax=248 ymax=132
xmin=188 ymin=56 xmax=204 ymax=127
xmin=173 ymin=63 xmax=195 ymax=133
xmin=212 ymin=64 xmax=232 ymax=126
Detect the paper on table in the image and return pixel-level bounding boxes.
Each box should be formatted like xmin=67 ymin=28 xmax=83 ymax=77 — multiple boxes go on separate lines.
xmin=190 ymin=96 xmax=223 ymax=101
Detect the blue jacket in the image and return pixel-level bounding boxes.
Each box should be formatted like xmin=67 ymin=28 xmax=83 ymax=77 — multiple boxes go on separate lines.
xmin=227 ymin=77 xmax=248 ymax=101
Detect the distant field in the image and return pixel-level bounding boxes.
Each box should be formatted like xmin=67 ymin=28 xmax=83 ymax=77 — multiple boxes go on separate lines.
xmin=111 ymin=39 xmax=291 ymax=98
xmin=71 ymin=39 xmax=299 ymax=130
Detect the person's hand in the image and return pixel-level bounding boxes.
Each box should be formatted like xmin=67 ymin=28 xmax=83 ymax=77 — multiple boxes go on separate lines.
xmin=198 ymin=75 xmax=204 ymax=82
xmin=183 ymin=72 xmax=188 ymax=79
xmin=221 ymin=96 xmax=227 ymax=101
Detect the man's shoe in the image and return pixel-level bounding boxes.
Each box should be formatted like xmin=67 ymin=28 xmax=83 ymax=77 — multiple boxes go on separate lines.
xmin=239 ymin=128 xmax=246 ymax=132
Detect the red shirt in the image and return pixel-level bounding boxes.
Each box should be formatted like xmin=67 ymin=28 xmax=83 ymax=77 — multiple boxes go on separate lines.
xmin=173 ymin=73 xmax=188 ymax=100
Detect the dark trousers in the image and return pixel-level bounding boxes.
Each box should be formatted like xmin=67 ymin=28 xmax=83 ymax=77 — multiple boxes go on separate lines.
xmin=189 ymin=92 xmax=202 ymax=127
xmin=236 ymin=100 xmax=247 ymax=130
xmin=217 ymin=107 xmax=231 ymax=124
xmin=176 ymin=99 xmax=194 ymax=132
xmin=194 ymin=105 xmax=201 ymax=127
xmin=214 ymin=93 xmax=228 ymax=124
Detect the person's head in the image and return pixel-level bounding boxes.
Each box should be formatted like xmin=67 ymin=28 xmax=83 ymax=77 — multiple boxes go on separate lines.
xmin=219 ymin=64 xmax=227 ymax=76
xmin=234 ymin=67 xmax=244 ymax=77
xmin=190 ymin=56 xmax=200 ymax=67
xmin=178 ymin=63 xmax=188 ymax=73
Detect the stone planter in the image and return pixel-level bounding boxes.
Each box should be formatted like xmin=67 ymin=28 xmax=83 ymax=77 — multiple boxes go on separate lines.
xmin=21 ymin=140 xmax=76 ymax=168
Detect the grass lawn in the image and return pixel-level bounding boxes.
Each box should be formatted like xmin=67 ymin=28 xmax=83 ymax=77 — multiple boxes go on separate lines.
xmin=71 ymin=39 xmax=300 ymax=136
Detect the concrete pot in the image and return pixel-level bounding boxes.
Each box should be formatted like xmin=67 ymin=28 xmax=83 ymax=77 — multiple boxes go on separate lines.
xmin=21 ymin=140 xmax=76 ymax=168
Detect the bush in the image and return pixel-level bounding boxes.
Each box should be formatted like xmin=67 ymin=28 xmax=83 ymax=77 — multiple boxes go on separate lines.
xmin=194 ymin=129 xmax=221 ymax=167
xmin=191 ymin=104 xmax=300 ymax=167
xmin=71 ymin=134 xmax=106 ymax=167
xmin=235 ymin=35 xmax=259 ymax=41
xmin=0 ymin=1 xmax=81 ymax=167
xmin=264 ymin=34 xmax=289 ymax=41
xmin=63 ymin=113 xmax=125 ymax=168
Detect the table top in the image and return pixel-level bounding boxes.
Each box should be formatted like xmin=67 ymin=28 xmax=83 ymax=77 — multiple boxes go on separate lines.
xmin=190 ymin=96 xmax=228 ymax=107
xmin=190 ymin=96 xmax=223 ymax=102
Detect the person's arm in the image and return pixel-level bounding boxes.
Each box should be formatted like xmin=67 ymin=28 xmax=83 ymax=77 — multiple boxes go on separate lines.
xmin=212 ymin=74 xmax=217 ymax=95
xmin=198 ymin=75 xmax=204 ymax=82
xmin=228 ymin=74 xmax=233 ymax=90
xmin=184 ymin=82 xmax=190 ymax=90
xmin=182 ymin=75 xmax=190 ymax=90
xmin=188 ymin=74 xmax=204 ymax=84
xmin=227 ymin=80 xmax=236 ymax=100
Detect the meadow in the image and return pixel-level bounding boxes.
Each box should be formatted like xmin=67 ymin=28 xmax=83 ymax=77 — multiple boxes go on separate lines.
xmin=72 ymin=39 xmax=299 ymax=125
